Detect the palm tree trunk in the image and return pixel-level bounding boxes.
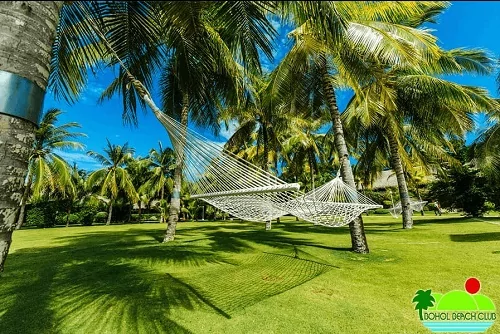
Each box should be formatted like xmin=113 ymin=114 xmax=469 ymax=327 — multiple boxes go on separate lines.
xmin=321 ymin=67 xmax=369 ymax=253
xmin=388 ymin=131 xmax=413 ymax=229
xmin=164 ymin=93 xmax=188 ymax=242
xmin=309 ymin=153 xmax=315 ymax=191
xmin=0 ymin=2 xmax=62 ymax=272
xmin=106 ymin=200 xmax=114 ymax=226
xmin=159 ymin=185 xmax=165 ymax=223
xmin=65 ymin=205 xmax=71 ymax=227
xmin=16 ymin=171 xmax=33 ymax=230
xmin=138 ymin=201 xmax=142 ymax=222
xmin=127 ymin=200 xmax=132 ymax=223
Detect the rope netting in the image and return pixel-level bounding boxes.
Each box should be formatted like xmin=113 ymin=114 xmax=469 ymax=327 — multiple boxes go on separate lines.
xmin=389 ymin=199 xmax=428 ymax=218
xmin=289 ymin=175 xmax=382 ymax=227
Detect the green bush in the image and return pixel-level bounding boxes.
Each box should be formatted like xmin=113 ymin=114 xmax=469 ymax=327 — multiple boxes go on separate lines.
xmin=373 ymin=208 xmax=390 ymax=215
xmin=94 ymin=211 xmax=108 ymax=224
xmin=484 ymin=201 xmax=495 ymax=213
xmin=25 ymin=203 xmax=57 ymax=228
xmin=382 ymin=200 xmax=393 ymax=208
xmin=138 ymin=213 xmax=160 ymax=221
xmin=78 ymin=205 xmax=99 ymax=226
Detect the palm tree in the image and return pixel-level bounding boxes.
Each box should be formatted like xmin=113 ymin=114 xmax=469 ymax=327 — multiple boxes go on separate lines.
xmin=16 ymin=108 xmax=86 ymax=229
xmin=343 ymin=49 xmax=498 ymax=228
xmin=412 ymin=289 xmax=435 ymax=320
xmin=0 ymin=2 xmax=64 ymax=272
xmin=270 ymin=1 xmax=447 ymax=252
xmin=140 ymin=142 xmax=176 ymax=224
xmin=280 ymin=116 xmax=333 ymax=192
xmin=125 ymin=156 xmax=152 ymax=223
xmin=222 ymin=75 xmax=289 ymax=174
xmin=84 ymin=2 xmax=278 ymax=242
xmin=87 ymin=140 xmax=138 ymax=225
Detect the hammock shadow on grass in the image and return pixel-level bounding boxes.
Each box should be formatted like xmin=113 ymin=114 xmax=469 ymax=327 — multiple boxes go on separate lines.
xmin=171 ymin=252 xmax=333 ymax=318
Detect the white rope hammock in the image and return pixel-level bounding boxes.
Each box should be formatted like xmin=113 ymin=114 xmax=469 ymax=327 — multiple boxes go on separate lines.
xmin=389 ymin=198 xmax=428 ymax=218
xmin=84 ymin=18 xmax=382 ymax=227
xmin=290 ymin=175 xmax=382 ymax=227
xmin=142 ymin=95 xmax=382 ymax=227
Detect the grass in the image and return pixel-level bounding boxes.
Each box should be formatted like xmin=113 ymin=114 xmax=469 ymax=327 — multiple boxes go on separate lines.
xmin=1 ymin=213 xmax=500 ymax=333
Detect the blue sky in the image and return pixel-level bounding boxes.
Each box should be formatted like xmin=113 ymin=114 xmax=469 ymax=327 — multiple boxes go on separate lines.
xmin=44 ymin=2 xmax=500 ymax=171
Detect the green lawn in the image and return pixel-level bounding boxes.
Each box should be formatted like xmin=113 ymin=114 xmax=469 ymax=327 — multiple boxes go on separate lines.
xmin=1 ymin=214 xmax=500 ymax=333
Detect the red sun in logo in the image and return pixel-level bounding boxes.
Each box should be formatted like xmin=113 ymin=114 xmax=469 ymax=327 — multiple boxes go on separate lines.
xmin=465 ymin=277 xmax=481 ymax=294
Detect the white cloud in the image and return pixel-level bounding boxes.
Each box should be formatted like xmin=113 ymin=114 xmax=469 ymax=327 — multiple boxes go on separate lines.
xmin=53 ymin=149 xmax=102 ymax=171
xmin=54 ymin=149 xmax=94 ymax=163
xmin=270 ymin=17 xmax=281 ymax=31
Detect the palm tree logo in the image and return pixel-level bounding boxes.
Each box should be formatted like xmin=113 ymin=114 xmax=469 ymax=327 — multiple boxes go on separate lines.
xmin=413 ymin=289 xmax=436 ymax=320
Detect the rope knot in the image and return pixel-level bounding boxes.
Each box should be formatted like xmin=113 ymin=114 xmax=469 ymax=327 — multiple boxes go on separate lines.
xmin=126 ymin=73 xmax=149 ymax=98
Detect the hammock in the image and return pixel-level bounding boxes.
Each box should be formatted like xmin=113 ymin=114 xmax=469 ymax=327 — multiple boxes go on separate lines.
xmin=142 ymin=95 xmax=381 ymax=226
xmin=85 ymin=15 xmax=382 ymax=227
xmin=389 ymin=198 xmax=428 ymax=218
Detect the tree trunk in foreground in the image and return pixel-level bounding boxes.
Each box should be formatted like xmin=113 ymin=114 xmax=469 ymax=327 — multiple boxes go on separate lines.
xmin=322 ymin=68 xmax=369 ymax=253
xmin=0 ymin=2 xmax=62 ymax=272
xmin=16 ymin=171 xmax=33 ymax=230
xmin=388 ymin=131 xmax=413 ymax=229
xmin=106 ymin=201 xmax=113 ymax=226
xmin=164 ymin=93 xmax=189 ymax=242
xmin=265 ymin=221 xmax=272 ymax=230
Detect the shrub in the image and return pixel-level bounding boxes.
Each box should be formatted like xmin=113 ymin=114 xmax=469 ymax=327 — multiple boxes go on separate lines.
xmin=77 ymin=205 xmax=99 ymax=226
xmin=94 ymin=211 xmax=108 ymax=224
xmin=25 ymin=203 xmax=57 ymax=228
xmin=373 ymin=208 xmax=390 ymax=215
xmin=484 ymin=201 xmax=495 ymax=213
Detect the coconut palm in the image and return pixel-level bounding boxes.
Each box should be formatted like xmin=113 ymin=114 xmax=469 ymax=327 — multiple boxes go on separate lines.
xmin=87 ymin=140 xmax=138 ymax=225
xmin=222 ymin=75 xmax=289 ymax=174
xmin=125 ymin=156 xmax=152 ymax=222
xmin=58 ymin=163 xmax=88 ymax=227
xmin=16 ymin=108 xmax=86 ymax=229
xmin=343 ymin=48 xmax=498 ymax=228
xmin=140 ymin=142 xmax=176 ymax=224
xmin=280 ymin=115 xmax=334 ymax=192
xmin=87 ymin=2 xmax=278 ymax=241
xmin=0 ymin=2 xmax=64 ymax=272
xmin=270 ymin=1 xmax=447 ymax=252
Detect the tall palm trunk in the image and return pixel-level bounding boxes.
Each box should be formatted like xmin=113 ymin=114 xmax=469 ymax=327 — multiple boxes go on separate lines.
xmin=388 ymin=131 xmax=413 ymax=229
xmin=106 ymin=200 xmax=114 ymax=226
xmin=16 ymin=171 xmax=33 ymax=230
xmin=159 ymin=185 xmax=165 ymax=223
xmin=262 ymin=126 xmax=272 ymax=230
xmin=321 ymin=66 xmax=369 ymax=253
xmin=65 ymin=204 xmax=72 ymax=227
xmin=0 ymin=2 xmax=62 ymax=272
xmin=309 ymin=153 xmax=316 ymax=191
xmin=164 ymin=93 xmax=188 ymax=242
xmin=138 ymin=201 xmax=142 ymax=222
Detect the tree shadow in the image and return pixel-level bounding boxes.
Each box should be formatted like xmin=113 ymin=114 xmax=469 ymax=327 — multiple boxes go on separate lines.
xmin=449 ymin=232 xmax=500 ymax=243
xmin=1 ymin=223 xmax=340 ymax=331
xmin=0 ymin=229 xmax=239 ymax=333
